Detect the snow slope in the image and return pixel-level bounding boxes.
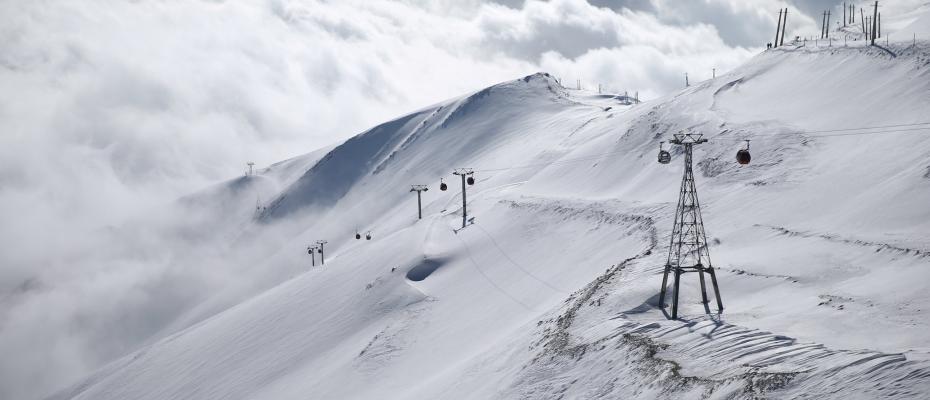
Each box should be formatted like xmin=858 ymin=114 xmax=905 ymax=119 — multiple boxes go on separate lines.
xmin=50 ymin=40 xmax=930 ymax=399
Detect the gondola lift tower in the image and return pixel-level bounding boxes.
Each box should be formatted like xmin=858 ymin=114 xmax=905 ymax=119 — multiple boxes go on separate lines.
xmin=658 ymin=132 xmax=724 ymax=319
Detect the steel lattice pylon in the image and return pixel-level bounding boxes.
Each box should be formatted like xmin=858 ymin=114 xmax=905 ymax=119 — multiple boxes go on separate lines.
xmin=659 ymin=133 xmax=723 ymax=319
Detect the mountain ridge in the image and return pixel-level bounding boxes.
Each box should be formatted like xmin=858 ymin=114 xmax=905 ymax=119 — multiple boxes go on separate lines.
xmin=50 ymin=41 xmax=930 ymax=399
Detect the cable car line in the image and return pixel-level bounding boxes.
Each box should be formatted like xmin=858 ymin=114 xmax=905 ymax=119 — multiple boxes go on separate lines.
xmin=480 ymin=122 xmax=930 ymax=173
xmin=472 ymin=223 xmax=569 ymax=294
xmin=324 ymin=119 xmax=930 ymax=269
xmin=803 ymin=125 xmax=930 ymax=137
xmin=769 ymin=121 xmax=930 ymax=135
xmin=474 ymin=122 xmax=930 ymax=173
xmin=709 ymin=121 xmax=930 ymax=140
xmin=709 ymin=126 xmax=930 ymax=143
xmin=452 ymin=231 xmax=535 ymax=311
xmin=713 ymin=126 xmax=930 ymax=140
xmin=475 ymin=149 xmax=632 ymax=172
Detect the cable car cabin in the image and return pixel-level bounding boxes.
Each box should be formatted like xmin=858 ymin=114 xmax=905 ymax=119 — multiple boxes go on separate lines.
xmin=736 ymin=140 xmax=751 ymax=165
xmin=440 ymin=178 xmax=447 ymax=191
xmin=736 ymin=149 xmax=751 ymax=164
xmin=355 ymin=233 xmax=361 ymax=240
xmin=467 ymin=176 xmax=475 ymax=185
xmin=657 ymin=141 xmax=671 ymax=164
xmin=658 ymin=150 xmax=671 ymax=164
xmin=366 ymin=233 xmax=372 ymax=240
xmin=318 ymin=248 xmax=323 ymax=254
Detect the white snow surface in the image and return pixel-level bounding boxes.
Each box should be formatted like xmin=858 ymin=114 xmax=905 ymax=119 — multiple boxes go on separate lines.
xmin=50 ymin=41 xmax=930 ymax=399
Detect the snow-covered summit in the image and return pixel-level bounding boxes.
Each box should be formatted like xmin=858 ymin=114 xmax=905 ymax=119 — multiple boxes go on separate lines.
xmin=259 ymin=72 xmax=570 ymax=219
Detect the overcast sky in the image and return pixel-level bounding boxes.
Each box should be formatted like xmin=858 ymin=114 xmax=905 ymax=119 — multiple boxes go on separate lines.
xmin=0 ymin=0 xmax=896 ymax=398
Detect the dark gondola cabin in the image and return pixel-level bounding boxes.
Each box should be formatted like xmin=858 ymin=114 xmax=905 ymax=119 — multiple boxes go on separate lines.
xmin=658 ymin=150 xmax=671 ymax=164
xmin=366 ymin=233 xmax=372 ymax=240
xmin=736 ymin=140 xmax=751 ymax=165
xmin=440 ymin=178 xmax=447 ymax=191
xmin=355 ymin=233 xmax=361 ymax=240
xmin=657 ymin=141 xmax=671 ymax=164
xmin=466 ymin=176 xmax=475 ymax=185
xmin=736 ymin=150 xmax=751 ymax=164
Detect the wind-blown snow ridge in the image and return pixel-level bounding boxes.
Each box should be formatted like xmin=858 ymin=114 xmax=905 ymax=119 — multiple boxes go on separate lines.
xmin=260 ymin=72 xmax=571 ymax=221
xmin=519 ymin=253 xmax=930 ymax=399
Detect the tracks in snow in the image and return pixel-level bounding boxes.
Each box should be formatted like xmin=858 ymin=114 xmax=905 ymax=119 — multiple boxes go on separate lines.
xmin=516 ymin=249 xmax=930 ymax=399
xmin=759 ymin=224 xmax=930 ymax=259
xmin=415 ymin=192 xmax=930 ymax=398
xmin=496 ymin=198 xmax=930 ymax=399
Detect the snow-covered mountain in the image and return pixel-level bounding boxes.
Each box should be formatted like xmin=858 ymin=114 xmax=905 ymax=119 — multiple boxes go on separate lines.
xmin=50 ymin=38 xmax=930 ymax=399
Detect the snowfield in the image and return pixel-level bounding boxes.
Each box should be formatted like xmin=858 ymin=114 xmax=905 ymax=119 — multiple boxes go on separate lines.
xmin=50 ymin=38 xmax=930 ymax=399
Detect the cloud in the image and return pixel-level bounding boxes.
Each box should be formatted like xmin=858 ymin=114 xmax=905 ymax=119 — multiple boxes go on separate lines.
xmin=467 ymin=0 xmax=766 ymax=97
xmin=0 ymin=0 xmax=836 ymax=398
